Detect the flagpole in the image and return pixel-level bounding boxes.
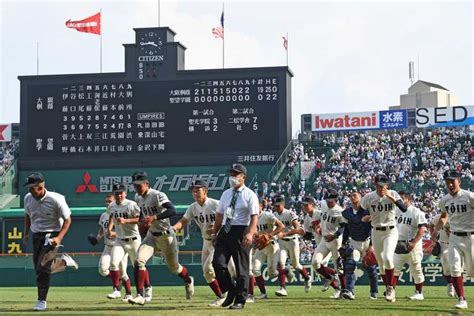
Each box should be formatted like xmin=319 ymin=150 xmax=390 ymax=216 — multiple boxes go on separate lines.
xmin=222 ymin=2 xmax=225 ymax=69
xmin=36 ymin=42 xmax=39 ymax=75
xmin=158 ymin=0 xmax=161 ymax=27
xmin=100 ymin=8 xmax=103 ymax=73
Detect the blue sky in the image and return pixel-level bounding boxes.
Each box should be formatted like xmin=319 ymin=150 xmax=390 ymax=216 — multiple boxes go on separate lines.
xmin=1 ymin=0 xmax=472 ymax=134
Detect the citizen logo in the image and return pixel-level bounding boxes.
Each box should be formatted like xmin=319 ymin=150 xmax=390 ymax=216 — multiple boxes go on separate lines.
xmin=138 ymin=55 xmax=164 ymax=62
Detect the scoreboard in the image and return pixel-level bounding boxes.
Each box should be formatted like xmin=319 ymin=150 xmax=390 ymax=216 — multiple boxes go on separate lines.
xmin=19 ymin=27 xmax=292 ymax=170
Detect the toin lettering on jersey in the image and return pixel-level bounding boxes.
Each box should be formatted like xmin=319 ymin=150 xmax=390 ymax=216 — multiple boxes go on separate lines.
xmin=446 ymin=204 xmax=468 ymax=214
xmin=194 ymin=213 xmax=216 ymax=224
xmin=370 ymin=203 xmax=394 ymax=212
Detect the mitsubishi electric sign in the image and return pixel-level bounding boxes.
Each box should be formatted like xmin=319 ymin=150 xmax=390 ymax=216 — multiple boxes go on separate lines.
xmin=311 ymin=110 xmax=407 ymax=132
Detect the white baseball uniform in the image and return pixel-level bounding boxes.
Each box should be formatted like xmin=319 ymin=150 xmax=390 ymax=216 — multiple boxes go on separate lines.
xmin=98 ymin=211 xmax=129 ymax=278
xmin=393 ymin=205 xmax=427 ymax=284
xmin=302 ymin=210 xmax=330 ymax=266
xmin=311 ymin=203 xmax=346 ymax=270
xmin=108 ymin=199 xmax=141 ymax=271
xmin=135 ymin=189 xmax=183 ymax=274
xmin=439 ymin=189 xmax=474 ymax=277
xmin=253 ymin=211 xmax=280 ymax=278
xmin=183 ymin=197 xmax=236 ymax=282
xmin=432 ymin=213 xmax=451 ymax=276
xmin=361 ymin=190 xmax=402 ymax=271
xmin=274 ymin=208 xmax=303 ymax=270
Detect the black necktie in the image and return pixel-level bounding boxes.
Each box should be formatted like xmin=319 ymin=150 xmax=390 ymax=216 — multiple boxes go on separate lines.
xmin=224 ymin=190 xmax=239 ymax=233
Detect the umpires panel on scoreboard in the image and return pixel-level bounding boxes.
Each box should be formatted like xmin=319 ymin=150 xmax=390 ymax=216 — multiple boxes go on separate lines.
xmin=18 ymin=27 xmax=292 ymax=170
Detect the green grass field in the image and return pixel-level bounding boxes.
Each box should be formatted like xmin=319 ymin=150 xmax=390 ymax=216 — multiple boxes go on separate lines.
xmin=0 ymin=285 xmax=472 ymax=315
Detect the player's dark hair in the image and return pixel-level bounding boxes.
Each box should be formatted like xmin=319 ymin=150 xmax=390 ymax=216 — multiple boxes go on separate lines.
xmin=398 ymin=191 xmax=412 ymax=201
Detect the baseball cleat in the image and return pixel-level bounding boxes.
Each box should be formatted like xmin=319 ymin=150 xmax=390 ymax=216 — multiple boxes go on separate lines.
xmin=256 ymin=293 xmax=268 ymax=299
xmin=33 ymin=300 xmax=47 ymax=311
xmin=209 ymin=296 xmax=226 ymax=307
xmin=185 ymin=276 xmax=194 ymax=299
xmin=385 ymin=286 xmax=396 ymax=302
xmin=370 ymin=293 xmax=378 ymax=300
xmin=144 ymin=286 xmax=152 ymax=302
xmin=322 ymin=274 xmax=336 ymax=292
xmin=128 ymin=294 xmax=145 ymax=305
xmin=341 ymin=290 xmax=355 ymax=300
xmin=455 ymin=298 xmax=468 ymax=309
xmin=61 ymin=253 xmax=79 ymax=270
xmin=107 ymin=290 xmax=121 ymax=299
xmin=447 ymin=283 xmax=456 ymax=297
xmin=246 ymin=294 xmax=255 ymax=303
xmin=407 ymin=291 xmax=424 ymax=301
xmin=304 ymin=276 xmax=312 ymax=293
xmin=275 ymin=287 xmax=288 ymax=297
xmin=330 ymin=289 xmax=341 ymax=299
xmin=122 ymin=294 xmax=132 ymax=302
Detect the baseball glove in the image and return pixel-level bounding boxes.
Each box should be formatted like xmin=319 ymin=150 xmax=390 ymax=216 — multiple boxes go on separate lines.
xmin=255 ymin=233 xmax=271 ymax=250
xmin=395 ymin=240 xmax=410 ymax=254
xmin=362 ymin=249 xmax=377 ymax=266
xmin=87 ymin=234 xmax=98 ymax=246
xmin=431 ymin=241 xmax=441 ymax=257
xmin=138 ymin=223 xmax=150 ymax=239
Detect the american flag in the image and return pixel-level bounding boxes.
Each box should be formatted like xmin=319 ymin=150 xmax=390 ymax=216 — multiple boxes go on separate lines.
xmin=212 ymin=11 xmax=224 ymax=39
xmin=282 ymin=36 xmax=288 ymax=50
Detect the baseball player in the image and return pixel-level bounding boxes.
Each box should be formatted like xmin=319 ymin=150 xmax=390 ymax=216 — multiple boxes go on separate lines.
xmin=392 ymin=191 xmax=427 ymax=301
xmin=96 ymin=194 xmax=132 ymax=300
xmin=252 ymin=198 xmax=285 ymax=299
xmin=129 ymin=171 xmax=194 ymax=306
xmin=429 ymin=213 xmax=455 ymax=297
xmin=433 ymin=169 xmax=474 ymax=309
xmin=341 ymin=191 xmax=378 ymax=300
xmin=360 ymin=173 xmax=407 ymax=302
xmin=273 ymin=195 xmax=312 ymax=296
xmin=107 ymin=184 xmax=143 ymax=301
xmin=297 ymin=196 xmax=336 ymax=293
xmin=311 ymin=190 xmax=347 ymax=299
xmin=172 ymin=179 xmax=235 ymax=307
xmin=22 ymin=172 xmax=78 ymax=311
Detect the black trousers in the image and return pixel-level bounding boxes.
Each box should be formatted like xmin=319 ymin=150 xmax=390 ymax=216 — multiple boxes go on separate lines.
xmin=212 ymin=225 xmax=250 ymax=304
xmin=32 ymin=232 xmax=58 ymax=301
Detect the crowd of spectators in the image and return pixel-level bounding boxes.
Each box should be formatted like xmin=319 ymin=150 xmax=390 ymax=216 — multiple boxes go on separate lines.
xmin=0 ymin=138 xmax=19 ymax=178
xmin=255 ymin=127 xmax=473 ymax=262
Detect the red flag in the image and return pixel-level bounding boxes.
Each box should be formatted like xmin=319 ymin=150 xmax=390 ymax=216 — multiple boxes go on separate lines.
xmin=282 ymin=36 xmax=288 ymax=50
xmin=66 ymin=12 xmax=101 ymax=35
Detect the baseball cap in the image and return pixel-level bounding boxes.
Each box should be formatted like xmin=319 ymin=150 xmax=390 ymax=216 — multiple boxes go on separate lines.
xmin=374 ymin=173 xmax=389 ymax=186
xmin=228 ymin=163 xmax=247 ymax=176
xmin=112 ymin=184 xmax=127 ymax=193
xmin=324 ymin=189 xmax=339 ymax=200
xmin=190 ymin=179 xmax=208 ymax=189
xmin=302 ymin=196 xmax=316 ymax=205
xmin=24 ymin=172 xmax=45 ymax=187
xmin=273 ymin=195 xmax=285 ymax=205
xmin=132 ymin=171 xmax=148 ymax=184
xmin=444 ymin=169 xmax=461 ymax=180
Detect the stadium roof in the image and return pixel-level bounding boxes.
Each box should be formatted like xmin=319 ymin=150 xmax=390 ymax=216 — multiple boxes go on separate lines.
xmin=415 ymin=80 xmax=449 ymax=91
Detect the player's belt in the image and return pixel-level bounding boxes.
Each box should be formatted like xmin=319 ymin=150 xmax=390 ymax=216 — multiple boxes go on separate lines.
xmin=374 ymin=226 xmax=394 ymax=231
xmin=121 ymin=236 xmax=138 ymax=242
xmin=452 ymin=231 xmax=473 ymax=236
xmin=282 ymin=236 xmax=296 ymax=241
xmin=151 ymin=230 xmax=171 ymax=237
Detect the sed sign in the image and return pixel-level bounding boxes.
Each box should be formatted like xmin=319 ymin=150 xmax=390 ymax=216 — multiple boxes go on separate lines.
xmin=416 ymin=105 xmax=474 ymax=128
